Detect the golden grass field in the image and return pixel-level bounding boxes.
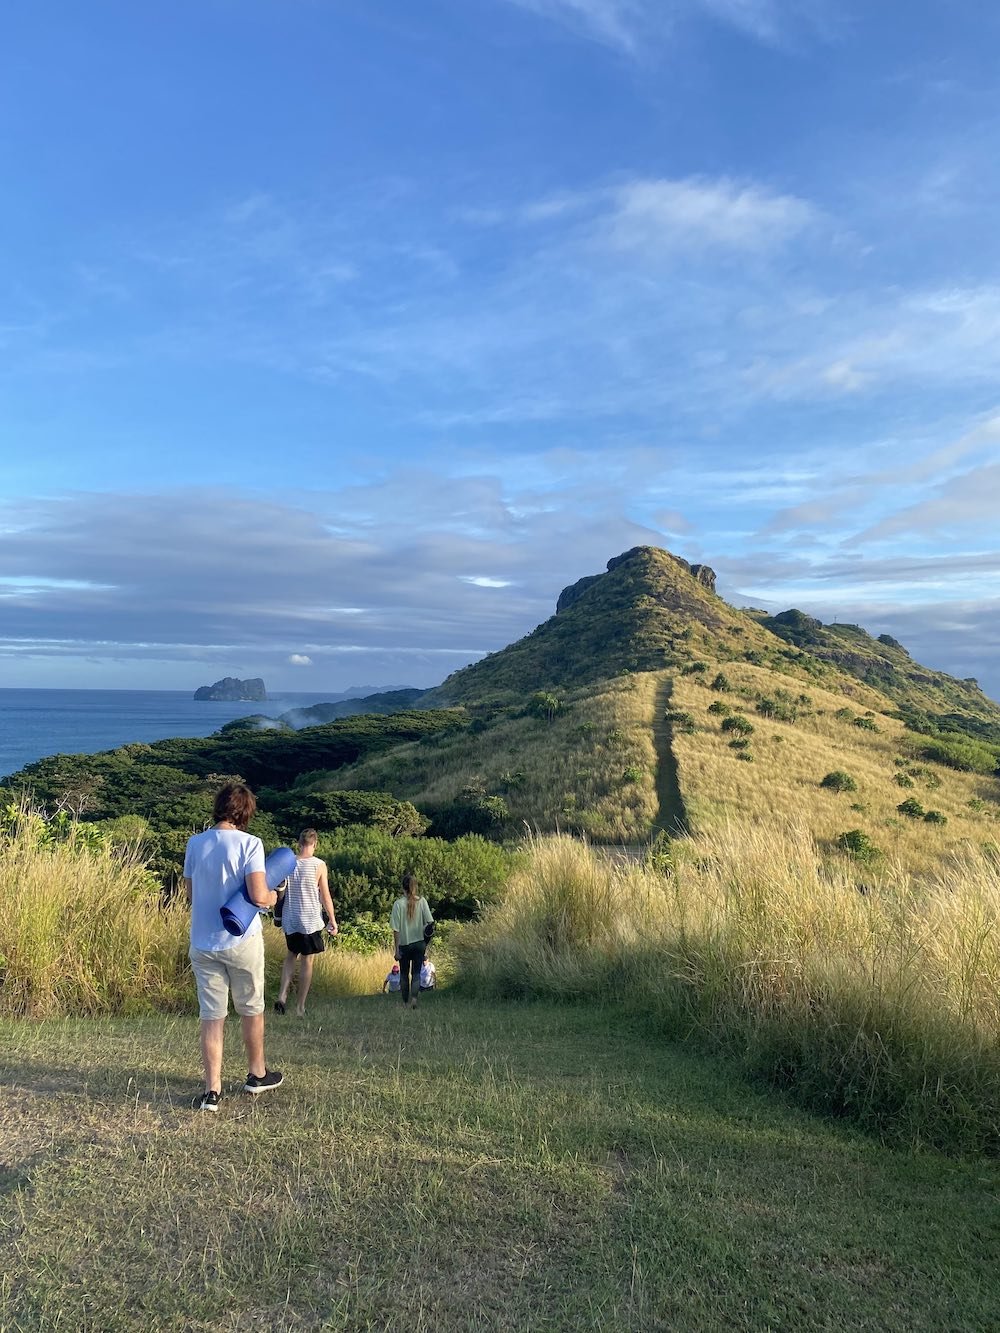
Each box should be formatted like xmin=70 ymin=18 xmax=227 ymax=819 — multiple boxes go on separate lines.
xmin=330 ymin=673 xmax=661 ymax=843
xmin=669 ymin=661 xmax=996 ymax=873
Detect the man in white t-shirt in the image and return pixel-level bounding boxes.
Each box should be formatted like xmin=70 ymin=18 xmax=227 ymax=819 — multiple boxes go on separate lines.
xmin=182 ymin=783 xmax=284 ymax=1112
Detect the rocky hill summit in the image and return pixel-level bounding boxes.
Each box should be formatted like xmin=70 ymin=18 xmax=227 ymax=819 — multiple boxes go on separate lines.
xmin=430 ymin=546 xmax=1000 ymax=744
xmin=431 ymin=546 xmax=778 ymax=702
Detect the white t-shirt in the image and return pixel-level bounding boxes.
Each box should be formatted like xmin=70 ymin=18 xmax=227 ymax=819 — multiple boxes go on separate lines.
xmin=184 ymin=827 xmax=265 ymax=952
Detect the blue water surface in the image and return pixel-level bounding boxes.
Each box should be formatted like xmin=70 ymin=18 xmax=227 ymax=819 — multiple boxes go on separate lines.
xmin=0 ymin=689 xmax=336 ymax=778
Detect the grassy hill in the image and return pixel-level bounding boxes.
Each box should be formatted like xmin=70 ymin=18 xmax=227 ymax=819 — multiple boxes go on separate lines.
xmin=4 ymin=544 xmax=998 ymax=876
xmin=426 ymin=547 xmax=789 ymax=702
xmin=312 ymin=548 xmax=999 ymax=867
xmin=751 ymin=607 xmax=1000 ymax=741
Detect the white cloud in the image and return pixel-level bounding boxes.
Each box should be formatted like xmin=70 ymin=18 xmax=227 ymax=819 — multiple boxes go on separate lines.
xmin=604 ymin=177 xmax=817 ymax=254
xmin=287 ymin=653 xmax=313 ymax=666
xmin=459 ymin=575 xmax=514 ymax=587
xmin=501 ymin=0 xmax=648 ymax=54
xmin=498 ymin=0 xmax=833 ymax=53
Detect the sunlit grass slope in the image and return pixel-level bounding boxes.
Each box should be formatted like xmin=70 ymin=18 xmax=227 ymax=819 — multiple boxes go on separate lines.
xmin=670 ymin=661 xmax=998 ymax=872
xmin=321 ymin=673 xmax=662 ymax=842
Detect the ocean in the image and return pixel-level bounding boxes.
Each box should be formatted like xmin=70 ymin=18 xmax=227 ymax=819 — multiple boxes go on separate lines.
xmin=0 ymin=689 xmax=337 ymax=779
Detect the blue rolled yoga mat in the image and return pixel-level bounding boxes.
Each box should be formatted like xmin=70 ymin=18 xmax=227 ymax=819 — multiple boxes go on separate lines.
xmin=220 ymin=846 xmax=298 ymax=936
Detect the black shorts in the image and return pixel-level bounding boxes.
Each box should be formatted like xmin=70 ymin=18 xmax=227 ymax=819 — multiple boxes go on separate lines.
xmin=284 ymin=930 xmax=326 ymax=956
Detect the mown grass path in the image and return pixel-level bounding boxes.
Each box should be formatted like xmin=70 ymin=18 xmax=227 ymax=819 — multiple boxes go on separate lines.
xmin=1 ymin=997 xmax=997 ymax=1331
xmin=652 ymin=677 xmax=689 ymax=837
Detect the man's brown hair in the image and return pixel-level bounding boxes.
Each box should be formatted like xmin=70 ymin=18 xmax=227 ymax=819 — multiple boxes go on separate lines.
xmin=212 ymin=783 xmax=257 ymax=830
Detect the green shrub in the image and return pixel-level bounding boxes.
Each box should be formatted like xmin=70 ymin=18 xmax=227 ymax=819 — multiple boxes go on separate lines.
xmin=527 ymin=691 xmax=562 ymax=721
xmin=917 ymin=736 xmax=998 ymax=774
xmin=820 ymin=771 xmax=857 ymax=795
xmin=331 ymin=911 xmax=394 ymax=954
xmin=271 ymin=789 xmax=429 ymax=840
xmin=854 ymin=716 xmax=880 ymax=733
xmin=728 ymin=738 xmax=750 ymax=751
xmin=967 ymin=797 xmax=987 ymax=813
xmin=706 ymin=701 xmax=731 ymax=716
xmin=735 ymin=751 xmax=754 ymax=763
xmin=666 ymin=710 xmax=696 ymax=734
xmin=836 ymin=829 xmax=882 ymax=864
xmin=621 ymin=766 xmax=644 ymax=784
xmin=721 ymin=715 xmax=754 ymax=736
xmin=923 ymin=810 xmax=948 ymax=826
xmin=897 ymin=798 xmax=925 ymax=819
xmin=894 ymin=773 xmax=915 ymax=788
xmin=322 ymin=827 xmax=517 ymax=920
xmin=606 ymin=728 xmax=628 ymax=748
xmin=681 ymin=661 xmax=708 ymax=675
xmin=834 ymin=708 xmax=855 ymax=722
xmin=710 ymin=672 xmax=731 ymax=692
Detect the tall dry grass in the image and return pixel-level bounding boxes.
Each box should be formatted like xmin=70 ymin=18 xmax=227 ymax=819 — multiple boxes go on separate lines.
xmin=330 ymin=673 xmax=661 ymax=842
xmin=0 ymin=812 xmax=399 ymax=1017
xmin=670 ymin=663 xmax=992 ymax=873
xmin=0 ymin=812 xmax=191 ymax=1016
xmin=455 ymin=829 xmax=1000 ymax=1153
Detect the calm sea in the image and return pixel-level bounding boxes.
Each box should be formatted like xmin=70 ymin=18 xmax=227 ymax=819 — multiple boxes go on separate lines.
xmin=0 ymin=689 xmax=337 ymax=779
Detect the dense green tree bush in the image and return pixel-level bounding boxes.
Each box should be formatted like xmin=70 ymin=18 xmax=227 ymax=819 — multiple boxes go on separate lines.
xmin=710 ymin=672 xmax=731 ymax=692
xmin=820 ymin=771 xmax=857 ymax=795
xmin=917 ymin=735 xmax=999 ymax=773
xmin=853 ymin=716 xmax=881 ymax=733
xmin=706 ymin=700 xmax=731 ymax=716
xmin=527 ymin=691 xmax=562 ymax=721
xmin=267 ymin=789 xmax=429 ymax=839
xmin=923 ymin=810 xmax=947 ymax=826
xmin=836 ymin=829 xmax=882 ymax=864
xmin=319 ymin=827 xmax=517 ymax=920
xmin=721 ymin=715 xmax=754 ymax=736
xmin=897 ymin=797 xmax=925 ymax=819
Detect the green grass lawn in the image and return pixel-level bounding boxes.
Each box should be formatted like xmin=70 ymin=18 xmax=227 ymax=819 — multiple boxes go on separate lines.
xmin=1 ymin=997 xmax=997 ymax=1332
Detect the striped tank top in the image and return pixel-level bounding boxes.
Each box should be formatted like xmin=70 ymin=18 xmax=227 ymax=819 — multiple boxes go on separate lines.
xmin=282 ymin=855 xmax=324 ymax=935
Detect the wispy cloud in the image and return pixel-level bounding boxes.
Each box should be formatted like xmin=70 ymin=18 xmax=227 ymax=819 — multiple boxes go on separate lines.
xmin=500 ymin=0 xmax=652 ymax=55
xmin=499 ymin=0 xmax=834 ymax=53
xmin=603 ymin=176 xmax=817 ymax=253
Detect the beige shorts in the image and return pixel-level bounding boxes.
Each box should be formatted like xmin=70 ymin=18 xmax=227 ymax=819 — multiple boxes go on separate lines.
xmin=189 ymin=932 xmax=265 ymax=1020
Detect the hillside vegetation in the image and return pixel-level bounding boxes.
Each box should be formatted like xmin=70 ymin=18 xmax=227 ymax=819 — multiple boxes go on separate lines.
xmin=316 ymin=673 xmax=661 ymax=843
xmin=3 ymin=544 xmax=998 ymax=886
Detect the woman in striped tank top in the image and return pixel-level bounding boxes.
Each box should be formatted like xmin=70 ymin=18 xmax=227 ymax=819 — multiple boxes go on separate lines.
xmin=274 ymin=829 xmax=338 ymax=1017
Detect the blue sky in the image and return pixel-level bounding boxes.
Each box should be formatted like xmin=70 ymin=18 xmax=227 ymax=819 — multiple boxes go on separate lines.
xmin=2 ymin=0 xmax=998 ymax=697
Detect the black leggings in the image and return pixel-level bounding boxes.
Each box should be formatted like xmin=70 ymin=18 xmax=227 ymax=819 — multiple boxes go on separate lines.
xmin=398 ymin=943 xmax=425 ymax=1003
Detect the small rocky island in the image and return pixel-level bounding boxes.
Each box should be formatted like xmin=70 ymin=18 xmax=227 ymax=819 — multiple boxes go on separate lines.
xmin=193 ymin=676 xmax=267 ymax=702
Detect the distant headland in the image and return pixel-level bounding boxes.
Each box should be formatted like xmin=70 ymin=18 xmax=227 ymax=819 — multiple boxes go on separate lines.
xmin=193 ymin=676 xmax=267 ymax=702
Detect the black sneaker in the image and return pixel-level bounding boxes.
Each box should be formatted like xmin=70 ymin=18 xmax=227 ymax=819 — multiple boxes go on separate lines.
xmin=273 ymin=1000 xmax=286 ymax=1015
xmin=243 ymin=1069 xmax=284 ymax=1095
xmin=196 ymin=1090 xmax=221 ymax=1112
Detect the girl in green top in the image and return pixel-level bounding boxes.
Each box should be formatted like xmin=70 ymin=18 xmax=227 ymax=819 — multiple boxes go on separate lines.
xmin=390 ymin=873 xmax=433 ymax=1008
